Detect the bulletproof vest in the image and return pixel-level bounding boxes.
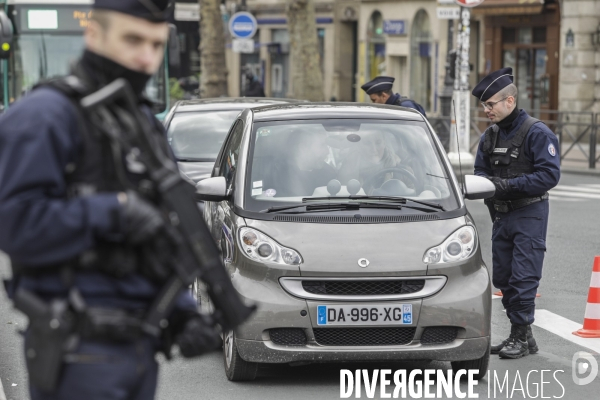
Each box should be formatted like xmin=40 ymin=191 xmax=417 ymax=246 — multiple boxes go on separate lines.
xmin=483 ymin=116 xmax=540 ymax=199
xmin=25 ymin=75 xmax=167 ymax=274
xmin=40 ymin=75 xmax=161 ymax=199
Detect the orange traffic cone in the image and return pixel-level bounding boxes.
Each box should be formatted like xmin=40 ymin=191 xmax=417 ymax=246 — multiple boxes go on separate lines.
xmin=573 ymin=256 xmax=600 ymax=338
xmin=493 ymin=290 xmax=541 ymax=297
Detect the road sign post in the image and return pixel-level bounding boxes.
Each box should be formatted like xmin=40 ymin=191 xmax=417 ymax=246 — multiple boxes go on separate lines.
xmin=448 ymin=0 xmax=484 ymax=173
xmin=229 ymin=12 xmax=257 ymax=54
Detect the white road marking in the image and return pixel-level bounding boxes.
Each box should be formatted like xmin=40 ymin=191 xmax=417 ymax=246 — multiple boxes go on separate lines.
xmin=550 ymin=191 xmax=600 ymax=200
xmin=534 ymin=309 xmax=600 ymax=354
xmin=553 ymin=185 xmax=600 ymax=194
xmin=0 ymin=377 xmax=7 ymax=400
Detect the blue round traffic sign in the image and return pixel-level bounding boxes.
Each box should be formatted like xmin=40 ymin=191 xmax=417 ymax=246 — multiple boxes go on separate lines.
xmin=229 ymin=12 xmax=258 ymax=39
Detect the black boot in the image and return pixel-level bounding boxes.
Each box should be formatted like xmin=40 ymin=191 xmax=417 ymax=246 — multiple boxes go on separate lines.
xmin=499 ymin=324 xmax=529 ymax=359
xmin=492 ymin=324 xmax=538 ymax=354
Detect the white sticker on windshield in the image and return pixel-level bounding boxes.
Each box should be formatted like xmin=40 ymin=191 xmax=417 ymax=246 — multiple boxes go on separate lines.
xmin=253 ymin=181 xmax=263 ymax=188
xmin=252 ymin=188 xmax=263 ymax=196
xmin=264 ymin=189 xmax=276 ymax=197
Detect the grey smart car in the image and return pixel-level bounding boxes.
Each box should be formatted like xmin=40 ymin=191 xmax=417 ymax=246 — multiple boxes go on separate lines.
xmin=195 ymin=103 xmax=496 ymax=381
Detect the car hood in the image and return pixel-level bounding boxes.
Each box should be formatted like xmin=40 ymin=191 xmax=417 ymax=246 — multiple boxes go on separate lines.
xmin=244 ymin=216 xmax=467 ymax=277
xmin=177 ymin=161 xmax=214 ymax=183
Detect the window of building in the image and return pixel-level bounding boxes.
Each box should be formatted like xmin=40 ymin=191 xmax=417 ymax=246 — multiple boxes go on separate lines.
xmin=410 ymin=9 xmax=432 ymax=111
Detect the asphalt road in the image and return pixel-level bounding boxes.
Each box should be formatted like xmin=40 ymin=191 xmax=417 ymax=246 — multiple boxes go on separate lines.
xmin=1 ymin=171 xmax=599 ymax=400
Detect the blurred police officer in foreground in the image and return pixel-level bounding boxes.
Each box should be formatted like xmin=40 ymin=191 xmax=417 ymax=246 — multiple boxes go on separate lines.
xmin=0 ymin=0 xmax=220 ymax=398
xmin=361 ymin=76 xmax=427 ymax=117
xmin=472 ymin=68 xmax=560 ymax=359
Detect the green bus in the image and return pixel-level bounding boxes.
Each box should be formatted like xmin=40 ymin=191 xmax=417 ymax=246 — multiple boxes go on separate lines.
xmin=0 ymin=0 xmax=171 ymax=119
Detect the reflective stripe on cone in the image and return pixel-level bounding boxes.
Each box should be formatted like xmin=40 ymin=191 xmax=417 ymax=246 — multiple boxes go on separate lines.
xmin=573 ymin=257 xmax=600 ymax=338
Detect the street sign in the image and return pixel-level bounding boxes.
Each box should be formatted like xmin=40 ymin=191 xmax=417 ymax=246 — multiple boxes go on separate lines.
xmin=174 ymin=3 xmax=200 ymax=21
xmin=454 ymin=0 xmax=485 ymax=6
xmin=383 ymin=20 xmax=406 ymax=35
xmin=438 ymin=0 xmax=456 ymax=4
xmin=437 ymin=7 xmax=461 ymax=19
xmin=232 ymin=38 xmax=255 ymax=54
xmin=228 ymin=12 xmax=257 ymax=39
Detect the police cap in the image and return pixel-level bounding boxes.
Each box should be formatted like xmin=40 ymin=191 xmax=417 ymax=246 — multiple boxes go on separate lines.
xmin=471 ymin=67 xmax=514 ymax=102
xmin=361 ymin=76 xmax=395 ymax=95
xmin=93 ymin=0 xmax=171 ymax=22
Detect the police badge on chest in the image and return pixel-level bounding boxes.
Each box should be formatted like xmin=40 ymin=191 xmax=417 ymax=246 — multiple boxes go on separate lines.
xmin=125 ymin=147 xmax=147 ymax=174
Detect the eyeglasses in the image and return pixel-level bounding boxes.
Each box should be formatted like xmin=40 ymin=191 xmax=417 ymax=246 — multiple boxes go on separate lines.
xmin=481 ymin=97 xmax=508 ymax=110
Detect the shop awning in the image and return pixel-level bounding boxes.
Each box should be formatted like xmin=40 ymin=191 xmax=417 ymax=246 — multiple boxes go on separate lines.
xmin=471 ymin=0 xmax=545 ymax=16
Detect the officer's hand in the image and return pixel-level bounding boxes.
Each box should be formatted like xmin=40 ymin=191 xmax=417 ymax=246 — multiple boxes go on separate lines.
xmin=175 ymin=313 xmax=221 ymax=358
xmin=119 ymin=191 xmax=164 ymax=245
xmin=489 ymin=177 xmax=513 ymax=196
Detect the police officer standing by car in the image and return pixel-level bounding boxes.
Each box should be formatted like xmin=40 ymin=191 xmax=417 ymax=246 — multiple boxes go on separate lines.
xmin=0 ymin=0 xmax=224 ymax=398
xmin=361 ymin=76 xmax=427 ymax=117
xmin=472 ymin=67 xmax=560 ymax=359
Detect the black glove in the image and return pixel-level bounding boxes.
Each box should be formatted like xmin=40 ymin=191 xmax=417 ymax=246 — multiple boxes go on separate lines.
xmin=488 ymin=177 xmax=513 ymax=196
xmin=175 ymin=313 xmax=221 ymax=358
xmin=120 ymin=191 xmax=164 ymax=245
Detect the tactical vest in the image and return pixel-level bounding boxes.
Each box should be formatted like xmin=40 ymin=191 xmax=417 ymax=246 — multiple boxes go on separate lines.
xmin=19 ymin=74 xmax=166 ymax=275
xmin=482 ymin=116 xmax=540 ymax=200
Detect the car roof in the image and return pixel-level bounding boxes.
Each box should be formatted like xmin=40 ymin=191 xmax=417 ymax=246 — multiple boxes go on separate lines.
xmin=172 ymin=97 xmax=306 ymax=113
xmin=249 ymin=102 xmax=425 ymax=122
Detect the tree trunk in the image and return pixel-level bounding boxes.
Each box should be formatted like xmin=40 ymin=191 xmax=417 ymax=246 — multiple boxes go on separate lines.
xmin=286 ymin=0 xmax=324 ymax=101
xmin=199 ymin=0 xmax=228 ymax=97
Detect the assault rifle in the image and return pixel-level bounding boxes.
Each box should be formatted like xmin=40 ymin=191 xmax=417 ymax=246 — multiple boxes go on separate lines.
xmin=80 ymin=79 xmax=255 ymax=337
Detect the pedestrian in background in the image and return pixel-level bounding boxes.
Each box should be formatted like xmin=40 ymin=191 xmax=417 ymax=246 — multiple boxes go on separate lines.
xmin=472 ymin=67 xmax=560 ymax=359
xmin=243 ymin=66 xmax=265 ymax=97
xmin=0 ymin=0 xmax=220 ymax=399
xmin=361 ymin=76 xmax=427 ymax=117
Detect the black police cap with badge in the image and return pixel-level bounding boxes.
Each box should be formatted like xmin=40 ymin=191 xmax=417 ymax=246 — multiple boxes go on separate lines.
xmin=93 ymin=0 xmax=171 ymax=22
xmin=472 ymin=67 xmax=513 ymax=102
xmin=361 ymin=76 xmax=395 ymax=95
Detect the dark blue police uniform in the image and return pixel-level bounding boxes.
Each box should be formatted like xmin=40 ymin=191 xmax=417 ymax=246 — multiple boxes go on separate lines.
xmin=361 ymin=76 xmax=427 ymax=117
xmin=0 ymin=0 xmax=214 ymax=398
xmin=472 ymin=68 xmax=560 ymax=359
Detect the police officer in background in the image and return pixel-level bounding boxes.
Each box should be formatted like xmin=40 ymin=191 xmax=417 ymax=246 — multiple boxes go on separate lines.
xmin=472 ymin=68 xmax=560 ymax=359
xmin=0 ymin=0 xmax=220 ymax=399
xmin=361 ymin=76 xmax=427 ymax=117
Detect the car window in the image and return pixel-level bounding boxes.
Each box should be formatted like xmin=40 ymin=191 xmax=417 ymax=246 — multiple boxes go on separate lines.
xmin=218 ymin=120 xmax=245 ymax=190
xmin=244 ymin=119 xmax=459 ymax=212
xmin=167 ymin=110 xmax=242 ymax=161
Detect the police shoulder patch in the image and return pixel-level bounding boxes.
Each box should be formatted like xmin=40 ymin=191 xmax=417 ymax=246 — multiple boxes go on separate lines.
xmin=548 ymin=143 xmax=556 ymax=157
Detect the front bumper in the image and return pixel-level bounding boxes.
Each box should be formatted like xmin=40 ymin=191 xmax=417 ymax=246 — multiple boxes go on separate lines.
xmin=236 ymin=336 xmax=490 ymax=363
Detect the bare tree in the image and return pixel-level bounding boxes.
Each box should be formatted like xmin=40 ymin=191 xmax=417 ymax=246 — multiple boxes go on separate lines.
xmin=199 ymin=0 xmax=228 ymax=97
xmin=286 ymin=0 xmax=324 ymax=101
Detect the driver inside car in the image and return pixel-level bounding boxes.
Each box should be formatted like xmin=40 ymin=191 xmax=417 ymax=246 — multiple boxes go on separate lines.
xmin=338 ymin=131 xmax=413 ymax=195
xmin=263 ymin=129 xmax=336 ymax=197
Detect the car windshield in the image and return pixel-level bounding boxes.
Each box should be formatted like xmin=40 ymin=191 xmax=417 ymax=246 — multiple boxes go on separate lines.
xmin=167 ymin=110 xmax=242 ymax=161
xmin=244 ymin=119 xmax=460 ymax=212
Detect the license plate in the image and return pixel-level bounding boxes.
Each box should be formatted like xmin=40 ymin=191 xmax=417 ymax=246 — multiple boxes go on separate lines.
xmin=316 ymin=304 xmax=413 ymax=326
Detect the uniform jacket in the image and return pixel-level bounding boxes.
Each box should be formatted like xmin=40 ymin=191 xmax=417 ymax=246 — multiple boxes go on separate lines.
xmin=386 ymin=93 xmax=427 ymax=117
xmin=0 ymin=85 xmax=195 ymax=312
xmin=474 ymin=109 xmax=560 ymax=197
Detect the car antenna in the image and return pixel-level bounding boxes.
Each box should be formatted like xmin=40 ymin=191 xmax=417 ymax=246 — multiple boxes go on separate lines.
xmin=452 ymin=99 xmax=465 ymax=194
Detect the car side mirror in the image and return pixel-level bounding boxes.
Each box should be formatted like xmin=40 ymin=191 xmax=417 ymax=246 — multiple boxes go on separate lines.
xmin=463 ymin=175 xmax=495 ymax=200
xmin=195 ymin=176 xmax=229 ymax=202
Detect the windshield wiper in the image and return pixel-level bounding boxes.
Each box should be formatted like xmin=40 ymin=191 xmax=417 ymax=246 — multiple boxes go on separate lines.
xmin=305 ymin=195 xmax=445 ymax=211
xmin=260 ymin=201 xmax=403 ymax=213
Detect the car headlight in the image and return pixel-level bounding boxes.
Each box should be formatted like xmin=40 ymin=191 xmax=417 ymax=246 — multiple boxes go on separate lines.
xmin=423 ymin=225 xmax=477 ymax=264
xmin=239 ymin=227 xmax=303 ymax=266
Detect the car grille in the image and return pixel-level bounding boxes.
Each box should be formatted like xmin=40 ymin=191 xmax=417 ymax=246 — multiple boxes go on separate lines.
xmin=302 ymin=280 xmax=425 ymax=296
xmin=420 ymin=327 xmax=458 ymax=345
xmin=269 ymin=328 xmax=307 ymax=346
xmin=273 ymin=215 xmax=440 ymax=223
xmin=313 ymin=328 xmax=416 ymax=346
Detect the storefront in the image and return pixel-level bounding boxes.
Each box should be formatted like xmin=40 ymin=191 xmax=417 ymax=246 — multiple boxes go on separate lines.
xmin=472 ymin=0 xmax=560 ymax=113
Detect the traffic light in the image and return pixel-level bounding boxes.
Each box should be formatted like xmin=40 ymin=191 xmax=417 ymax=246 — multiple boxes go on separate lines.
xmin=0 ymin=11 xmax=13 ymax=59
